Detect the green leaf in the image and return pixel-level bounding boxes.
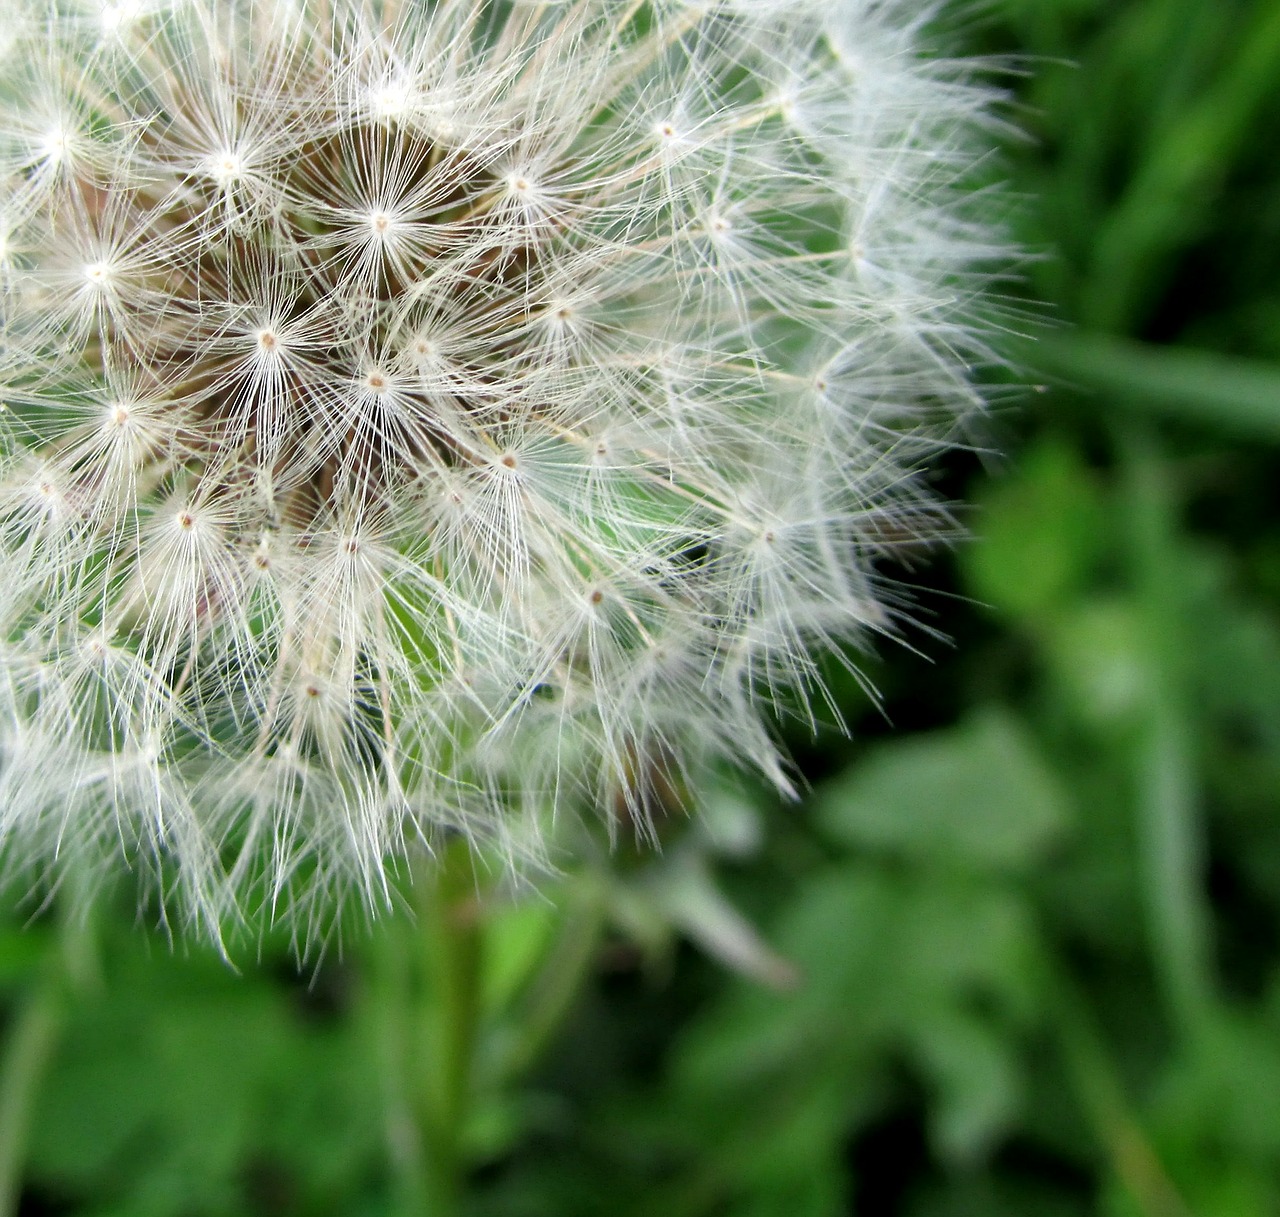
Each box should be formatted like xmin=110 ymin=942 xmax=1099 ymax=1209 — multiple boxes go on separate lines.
xmin=811 ymin=711 xmax=1069 ymax=872
xmin=1037 ymin=333 xmax=1280 ymax=441
xmin=964 ymin=438 xmax=1106 ymax=620
xmin=660 ymin=865 xmax=1046 ymax=1196
xmin=480 ymin=896 xmax=559 ymax=1017
xmin=26 ymin=942 xmax=381 ymax=1217
xmin=907 ymin=1007 xmax=1021 ymax=1165
xmin=1043 ymin=598 xmax=1149 ymax=729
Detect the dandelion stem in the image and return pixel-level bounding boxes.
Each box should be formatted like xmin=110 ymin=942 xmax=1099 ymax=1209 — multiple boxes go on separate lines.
xmin=503 ymin=879 xmax=606 ymax=1081
xmin=0 ymin=981 xmax=59 ymax=1217
xmin=1048 ymin=960 xmax=1194 ymax=1217
xmin=369 ymin=847 xmax=484 ymax=1216
xmin=417 ymin=844 xmax=484 ymax=1217
xmin=1114 ymin=422 xmax=1216 ymax=1038
xmin=0 ymin=906 xmax=91 ymax=1217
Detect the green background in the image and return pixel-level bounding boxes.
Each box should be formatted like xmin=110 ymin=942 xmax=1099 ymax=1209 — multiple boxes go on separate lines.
xmin=4 ymin=1 xmax=1280 ymax=1213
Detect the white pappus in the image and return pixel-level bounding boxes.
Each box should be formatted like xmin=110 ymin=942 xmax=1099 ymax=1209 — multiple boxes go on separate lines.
xmin=0 ymin=0 xmax=1011 ymax=940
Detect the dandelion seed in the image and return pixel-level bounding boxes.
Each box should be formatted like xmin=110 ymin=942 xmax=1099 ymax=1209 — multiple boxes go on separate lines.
xmin=0 ymin=0 xmax=1013 ymax=943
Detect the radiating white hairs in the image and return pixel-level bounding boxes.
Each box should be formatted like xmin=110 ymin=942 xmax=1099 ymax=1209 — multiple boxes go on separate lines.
xmin=0 ymin=0 xmax=1010 ymax=940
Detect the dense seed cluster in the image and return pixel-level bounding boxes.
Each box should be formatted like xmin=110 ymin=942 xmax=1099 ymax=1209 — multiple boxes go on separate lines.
xmin=0 ymin=0 xmax=1006 ymax=935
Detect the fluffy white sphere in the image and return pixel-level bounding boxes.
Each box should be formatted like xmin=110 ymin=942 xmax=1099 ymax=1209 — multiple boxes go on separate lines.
xmin=0 ymin=0 xmax=1008 ymax=935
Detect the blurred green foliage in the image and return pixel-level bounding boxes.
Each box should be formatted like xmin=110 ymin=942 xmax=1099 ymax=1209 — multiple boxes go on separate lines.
xmin=5 ymin=0 xmax=1280 ymax=1213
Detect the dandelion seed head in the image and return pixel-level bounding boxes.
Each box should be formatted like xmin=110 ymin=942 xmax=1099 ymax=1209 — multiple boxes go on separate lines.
xmin=0 ymin=0 xmax=1013 ymax=944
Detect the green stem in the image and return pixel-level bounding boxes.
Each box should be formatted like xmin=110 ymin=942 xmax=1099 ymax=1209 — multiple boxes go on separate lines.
xmin=503 ymin=881 xmax=605 ymax=1082
xmin=418 ymin=848 xmax=483 ymax=1217
xmin=1115 ymin=424 xmax=1216 ymax=1038
xmin=368 ymin=922 xmax=429 ymax=1214
xmin=0 ymin=895 xmax=93 ymax=1217
xmin=369 ymin=845 xmax=485 ymax=1217
xmin=0 ymin=967 xmax=62 ymax=1217
xmin=1049 ymin=963 xmax=1193 ymax=1217
xmin=1084 ymin=3 xmax=1280 ymax=332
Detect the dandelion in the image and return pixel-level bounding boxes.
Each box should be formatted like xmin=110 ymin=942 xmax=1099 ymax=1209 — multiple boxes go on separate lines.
xmin=0 ymin=0 xmax=1010 ymax=938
